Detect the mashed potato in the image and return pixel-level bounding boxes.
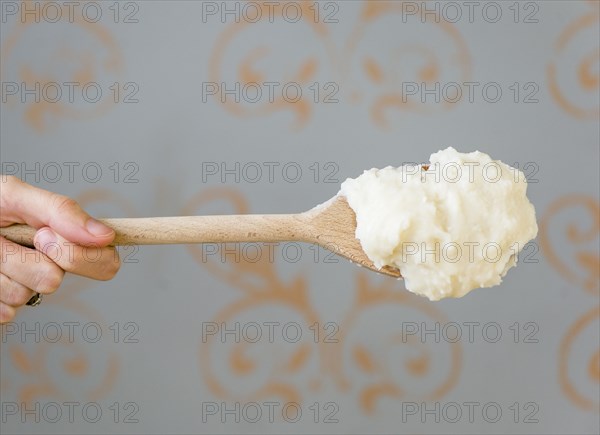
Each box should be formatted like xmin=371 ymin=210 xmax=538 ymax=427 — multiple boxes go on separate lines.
xmin=340 ymin=147 xmax=538 ymax=300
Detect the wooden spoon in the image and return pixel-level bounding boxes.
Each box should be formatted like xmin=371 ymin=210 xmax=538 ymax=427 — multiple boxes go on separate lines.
xmin=0 ymin=195 xmax=402 ymax=278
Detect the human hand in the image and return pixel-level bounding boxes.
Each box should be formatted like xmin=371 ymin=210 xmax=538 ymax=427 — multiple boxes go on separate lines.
xmin=0 ymin=176 xmax=120 ymax=323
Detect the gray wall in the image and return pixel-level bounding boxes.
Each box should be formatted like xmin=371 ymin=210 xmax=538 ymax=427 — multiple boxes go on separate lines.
xmin=1 ymin=1 xmax=598 ymax=434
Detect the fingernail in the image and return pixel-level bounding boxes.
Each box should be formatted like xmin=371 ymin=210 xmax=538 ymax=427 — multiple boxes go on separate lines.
xmin=34 ymin=228 xmax=59 ymax=260
xmin=85 ymin=219 xmax=114 ymax=238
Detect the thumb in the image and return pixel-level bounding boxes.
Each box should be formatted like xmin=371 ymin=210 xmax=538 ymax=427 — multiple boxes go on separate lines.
xmin=3 ymin=176 xmax=115 ymax=247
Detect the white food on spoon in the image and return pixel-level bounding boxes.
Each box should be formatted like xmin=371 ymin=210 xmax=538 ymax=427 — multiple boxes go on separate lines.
xmin=339 ymin=147 xmax=538 ymax=301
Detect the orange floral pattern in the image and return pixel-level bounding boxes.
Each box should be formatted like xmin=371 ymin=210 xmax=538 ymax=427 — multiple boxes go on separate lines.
xmin=184 ymin=187 xmax=462 ymax=414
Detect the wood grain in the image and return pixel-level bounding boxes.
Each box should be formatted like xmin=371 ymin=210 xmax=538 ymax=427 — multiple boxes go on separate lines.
xmin=0 ymin=195 xmax=401 ymax=278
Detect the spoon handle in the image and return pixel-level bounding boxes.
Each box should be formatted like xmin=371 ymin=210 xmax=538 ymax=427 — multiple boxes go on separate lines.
xmin=0 ymin=215 xmax=308 ymax=248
